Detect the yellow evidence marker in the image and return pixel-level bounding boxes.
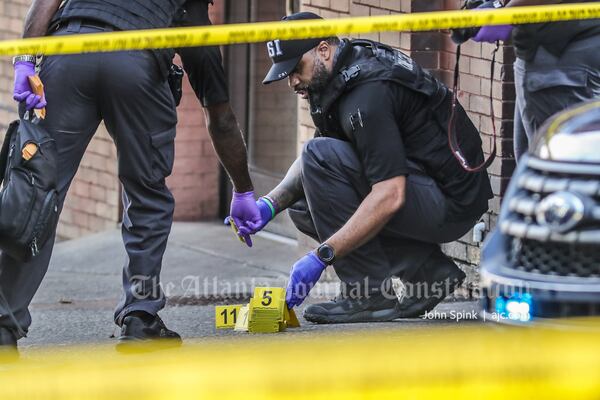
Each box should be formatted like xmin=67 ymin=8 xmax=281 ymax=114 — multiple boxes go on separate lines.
xmin=215 ymin=304 xmax=243 ymax=329
xmin=215 ymin=287 xmax=300 ymax=333
xmin=248 ymin=287 xmax=285 ymax=333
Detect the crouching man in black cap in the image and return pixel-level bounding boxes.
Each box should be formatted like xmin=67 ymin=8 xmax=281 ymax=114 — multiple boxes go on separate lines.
xmin=229 ymin=12 xmax=493 ymax=324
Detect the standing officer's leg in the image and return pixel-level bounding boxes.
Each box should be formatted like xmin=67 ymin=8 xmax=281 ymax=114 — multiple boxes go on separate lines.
xmin=0 ymin=50 xmax=101 ymax=340
xmin=519 ymin=36 xmax=600 ymax=140
xmin=99 ymin=50 xmax=178 ymax=329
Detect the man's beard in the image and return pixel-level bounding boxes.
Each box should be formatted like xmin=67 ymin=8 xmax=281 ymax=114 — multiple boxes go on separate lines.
xmin=307 ymin=58 xmax=332 ymax=96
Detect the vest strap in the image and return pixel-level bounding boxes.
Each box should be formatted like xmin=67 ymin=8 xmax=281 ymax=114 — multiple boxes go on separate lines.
xmin=340 ymin=65 xmax=361 ymax=82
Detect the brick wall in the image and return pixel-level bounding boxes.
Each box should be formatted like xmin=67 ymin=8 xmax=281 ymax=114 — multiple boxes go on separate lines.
xmin=298 ymin=0 xmax=517 ymax=293
xmin=0 ymin=1 xmax=222 ymax=239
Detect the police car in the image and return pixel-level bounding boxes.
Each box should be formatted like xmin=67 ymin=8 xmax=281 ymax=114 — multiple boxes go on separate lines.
xmin=480 ymin=100 xmax=600 ymax=323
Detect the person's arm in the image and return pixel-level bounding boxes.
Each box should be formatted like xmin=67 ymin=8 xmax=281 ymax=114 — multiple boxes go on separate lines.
xmin=322 ymin=83 xmax=408 ymax=259
xmin=13 ymin=0 xmax=59 ymax=110
xmin=325 ymin=177 xmax=405 ymax=258
xmin=472 ymin=0 xmax=564 ymax=42
xmin=173 ymin=1 xmax=261 ymax=244
xmin=204 ymin=103 xmax=253 ymax=193
xmin=23 ymin=0 xmax=62 ymax=38
xmin=264 ymin=156 xmax=304 ymax=213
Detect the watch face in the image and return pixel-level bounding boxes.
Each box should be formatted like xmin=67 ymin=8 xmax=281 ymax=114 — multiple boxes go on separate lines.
xmin=318 ymin=245 xmax=335 ymax=263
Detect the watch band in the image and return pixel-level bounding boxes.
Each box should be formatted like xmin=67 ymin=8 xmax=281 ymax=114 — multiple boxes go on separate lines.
xmin=260 ymin=196 xmax=277 ymax=219
xmin=12 ymin=55 xmax=36 ymax=65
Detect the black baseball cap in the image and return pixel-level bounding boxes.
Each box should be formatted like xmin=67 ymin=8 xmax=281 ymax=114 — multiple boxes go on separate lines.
xmin=262 ymin=12 xmax=326 ymax=84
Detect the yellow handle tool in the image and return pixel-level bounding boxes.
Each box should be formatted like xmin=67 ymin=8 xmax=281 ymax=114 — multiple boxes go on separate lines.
xmin=27 ymin=75 xmax=46 ymax=120
xmin=228 ymin=217 xmax=247 ymax=244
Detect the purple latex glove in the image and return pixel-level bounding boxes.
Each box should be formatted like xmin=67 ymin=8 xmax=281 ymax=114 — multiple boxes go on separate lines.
xmin=13 ymin=61 xmax=47 ymax=111
xmin=227 ymin=191 xmax=262 ymax=247
xmin=286 ymin=252 xmax=326 ymax=308
xmin=472 ymin=25 xmax=513 ymax=43
xmin=252 ymin=198 xmax=274 ymax=233
xmin=224 ymin=197 xmax=274 ymax=246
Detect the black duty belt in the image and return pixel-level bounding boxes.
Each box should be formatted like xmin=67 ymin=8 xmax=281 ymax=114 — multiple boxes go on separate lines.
xmin=54 ymin=18 xmax=117 ymax=33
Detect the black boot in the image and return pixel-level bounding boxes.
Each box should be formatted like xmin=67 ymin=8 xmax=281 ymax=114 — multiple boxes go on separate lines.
xmin=117 ymin=311 xmax=181 ymax=351
xmin=396 ymin=252 xmax=466 ymax=318
xmin=0 ymin=327 xmax=19 ymax=361
xmin=303 ymin=291 xmax=401 ymax=324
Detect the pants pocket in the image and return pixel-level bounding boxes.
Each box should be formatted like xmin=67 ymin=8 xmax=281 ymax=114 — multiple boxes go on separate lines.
xmin=523 ymin=67 xmax=593 ymax=134
xmin=149 ymin=127 xmax=176 ymax=180
xmin=526 ymin=68 xmax=588 ymax=93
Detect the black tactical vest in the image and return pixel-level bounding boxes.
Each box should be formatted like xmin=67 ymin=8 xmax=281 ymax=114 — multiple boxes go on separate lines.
xmin=309 ymin=40 xmax=491 ymax=221
xmin=56 ymin=0 xmax=185 ymax=31
xmin=311 ymin=40 xmax=447 ymax=136
xmin=310 ymin=39 xmax=482 ymax=167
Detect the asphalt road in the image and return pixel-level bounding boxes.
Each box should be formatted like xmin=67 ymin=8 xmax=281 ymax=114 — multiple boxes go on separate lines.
xmin=17 ymin=222 xmax=486 ymax=350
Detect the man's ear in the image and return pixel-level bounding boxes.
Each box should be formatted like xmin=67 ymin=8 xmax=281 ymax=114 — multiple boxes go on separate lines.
xmin=317 ymin=41 xmax=332 ymax=61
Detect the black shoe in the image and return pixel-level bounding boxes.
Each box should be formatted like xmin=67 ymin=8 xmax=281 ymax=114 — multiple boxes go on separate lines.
xmin=117 ymin=312 xmax=181 ymax=351
xmin=396 ymin=252 xmax=466 ymax=318
xmin=0 ymin=327 xmax=19 ymax=361
xmin=303 ymin=292 xmax=401 ymax=324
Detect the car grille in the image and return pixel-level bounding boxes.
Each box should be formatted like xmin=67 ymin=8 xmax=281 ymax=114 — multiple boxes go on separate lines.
xmin=500 ymin=158 xmax=600 ymax=278
xmin=510 ymin=238 xmax=600 ymax=278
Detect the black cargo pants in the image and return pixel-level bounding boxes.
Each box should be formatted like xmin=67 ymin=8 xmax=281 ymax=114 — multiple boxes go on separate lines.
xmin=289 ymin=137 xmax=477 ymax=294
xmin=513 ymin=35 xmax=600 ymax=159
xmin=0 ymin=22 xmax=177 ymax=336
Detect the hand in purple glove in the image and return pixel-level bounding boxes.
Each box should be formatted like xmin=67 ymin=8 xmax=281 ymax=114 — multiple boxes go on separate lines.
xmin=472 ymin=25 xmax=513 ymax=43
xmin=251 ymin=197 xmax=275 ymax=233
xmin=286 ymin=252 xmax=326 ymax=308
xmin=226 ymin=191 xmax=262 ymax=247
xmin=13 ymin=61 xmax=47 ymax=111
xmin=225 ymin=196 xmax=275 ymax=247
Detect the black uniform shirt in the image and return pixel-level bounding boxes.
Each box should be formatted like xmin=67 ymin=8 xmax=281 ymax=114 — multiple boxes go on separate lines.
xmin=337 ymin=81 xmax=409 ymax=185
xmin=336 ymin=80 xmax=492 ymax=222
xmin=173 ymin=0 xmax=229 ymax=107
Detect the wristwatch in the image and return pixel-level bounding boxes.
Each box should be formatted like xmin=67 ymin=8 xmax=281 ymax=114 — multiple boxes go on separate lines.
xmin=12 ymin=55 xmax=36 ymax=65
xmin=316 ymin=243 xmax=336 ymax=265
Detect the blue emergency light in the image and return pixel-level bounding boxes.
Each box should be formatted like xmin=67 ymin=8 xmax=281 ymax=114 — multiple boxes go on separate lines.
xmin=495 ymin=293 xmax=533 ymax=322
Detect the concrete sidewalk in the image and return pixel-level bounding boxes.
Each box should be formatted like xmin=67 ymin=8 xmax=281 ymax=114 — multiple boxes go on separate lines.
xmin=21 ymin=221 xmax=480 ymax=348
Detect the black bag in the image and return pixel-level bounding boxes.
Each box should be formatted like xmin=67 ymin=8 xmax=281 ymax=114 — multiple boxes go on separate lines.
xmin=0 ymin=118 xmax=59 ymax=262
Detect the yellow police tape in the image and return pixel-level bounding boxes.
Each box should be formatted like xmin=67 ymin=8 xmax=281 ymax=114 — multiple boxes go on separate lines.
xmin=0 ymin=3 xmax=599 ymax=57
xmin=1 ymin=320 xmax=600 ymax=399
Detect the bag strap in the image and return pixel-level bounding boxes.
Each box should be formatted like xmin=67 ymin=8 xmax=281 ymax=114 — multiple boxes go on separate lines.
xmin=0 ymin=121 xmax=18 ymax=187
xmin=448 ymin=44 xmax=498 ymax=172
